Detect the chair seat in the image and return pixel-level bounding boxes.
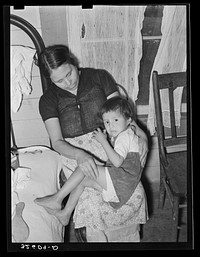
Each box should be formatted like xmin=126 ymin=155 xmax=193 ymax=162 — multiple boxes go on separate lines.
xmin=164 ymin=151 xmax=187 ymax=196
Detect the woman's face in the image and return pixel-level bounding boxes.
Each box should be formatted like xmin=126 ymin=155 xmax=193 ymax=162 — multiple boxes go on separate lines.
xmin=50 ymin=63 xmax=80 ymax=93
xmin=102 ymin=109 xmax=131 ymax=138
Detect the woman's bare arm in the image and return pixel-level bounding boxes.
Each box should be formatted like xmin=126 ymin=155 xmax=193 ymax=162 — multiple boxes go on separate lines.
xmin=44 ymin=118 xmax=78 ymax=159
xmin=44 ymin=118 xmax=99 ymax=178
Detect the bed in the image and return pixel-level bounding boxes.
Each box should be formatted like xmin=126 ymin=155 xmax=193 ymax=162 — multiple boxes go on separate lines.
xmin=11 ymin=146 xmax=64 ymax=242
xmin=10 ymin=14 xmax=65 ymax=243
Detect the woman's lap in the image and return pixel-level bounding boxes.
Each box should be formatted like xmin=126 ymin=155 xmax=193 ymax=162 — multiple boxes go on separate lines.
xmin=61 ymin=132 xmax=148 ymax=231
xmin=73 ymin=182 xmax=148 ymax=231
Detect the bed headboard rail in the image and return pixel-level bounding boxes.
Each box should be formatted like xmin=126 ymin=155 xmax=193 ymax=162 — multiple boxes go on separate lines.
xmin=10 ymin=14 xmax=50 ymax=150
xmin=10 ymin=14 xmax=48 ymax=93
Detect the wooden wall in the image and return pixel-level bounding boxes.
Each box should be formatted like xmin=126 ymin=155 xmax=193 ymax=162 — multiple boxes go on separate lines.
xmin=66 ymin=6 xmax=145 ymax=102
xmin=39 ymin=6 xmax=68 ymax=46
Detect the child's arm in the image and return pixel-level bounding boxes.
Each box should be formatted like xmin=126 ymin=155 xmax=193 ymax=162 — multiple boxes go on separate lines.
xmin=92 ymin=128 xmax=124 ymax=167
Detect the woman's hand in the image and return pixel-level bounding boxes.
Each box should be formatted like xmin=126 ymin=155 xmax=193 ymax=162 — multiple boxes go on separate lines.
xmin=76 ymin=150 xmax=99 ymax=179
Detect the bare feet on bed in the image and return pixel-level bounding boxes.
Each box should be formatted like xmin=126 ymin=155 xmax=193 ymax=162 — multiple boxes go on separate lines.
xmin=34 ymin=194 xmax=61 ymax=210
xmin=44 ymin=207 xmax=71 ymax=226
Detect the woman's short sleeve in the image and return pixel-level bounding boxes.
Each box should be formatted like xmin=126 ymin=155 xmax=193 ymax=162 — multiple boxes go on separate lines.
xmin=98 ymin=69 xmax=118 ymax=97
xmin=39 ymin=90 xmax=59 ymax=122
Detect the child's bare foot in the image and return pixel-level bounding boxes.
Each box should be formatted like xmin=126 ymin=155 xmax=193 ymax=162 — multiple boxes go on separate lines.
xmin=34 ymin=194 xmax=61 ymax=210
xmin=44 ymin=207 xmax=71 ymax=226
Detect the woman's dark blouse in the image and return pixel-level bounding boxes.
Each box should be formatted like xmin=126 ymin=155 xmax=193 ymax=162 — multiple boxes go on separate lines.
xmin=39 ymin=68 xmax=118 ymax=138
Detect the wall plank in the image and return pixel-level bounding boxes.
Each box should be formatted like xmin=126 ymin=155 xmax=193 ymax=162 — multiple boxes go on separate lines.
xmin=81 ymin=7 xmax=125 ymax=40
xmin=11 ymin=99 xmax=40 ymax=121
xmin=39 ymin=6 xmax=68 ymax=46
xmin=81 ymin=41 xmax=126 ymax=86
xmin=12 ymin=119 xmax=49 ymax=139
xmin=16 ymin=138 xmax=50 ymax=148
xmin=69 ymin=6 xmax=144 ymax=103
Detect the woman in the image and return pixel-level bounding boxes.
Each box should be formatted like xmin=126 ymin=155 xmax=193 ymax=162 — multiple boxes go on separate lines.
xmin=38 ymin=44 xmax=148 ymax=241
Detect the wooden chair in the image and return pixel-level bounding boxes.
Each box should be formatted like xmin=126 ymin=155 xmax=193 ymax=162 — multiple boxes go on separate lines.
xmin=152 ymin=71 xmax=187 ymax=242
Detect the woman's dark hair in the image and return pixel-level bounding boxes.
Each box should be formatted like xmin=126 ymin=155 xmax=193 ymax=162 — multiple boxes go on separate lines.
xmin=38 ymin=44 xmax=79 ymax=78
xmin=99 ymin=96 xmax=135 ymax=121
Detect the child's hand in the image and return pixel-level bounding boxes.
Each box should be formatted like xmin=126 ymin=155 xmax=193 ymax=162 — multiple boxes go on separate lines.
xmin=92 ymin=128 xmax=107 ymax=144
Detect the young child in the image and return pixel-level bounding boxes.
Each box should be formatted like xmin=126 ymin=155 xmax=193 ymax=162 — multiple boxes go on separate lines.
xmin=34 ymin=96 xmax=145 ymax=226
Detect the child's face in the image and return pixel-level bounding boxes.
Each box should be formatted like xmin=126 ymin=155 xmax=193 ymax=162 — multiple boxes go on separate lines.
xmin=102 ymin=109 xmax=131 ymax=138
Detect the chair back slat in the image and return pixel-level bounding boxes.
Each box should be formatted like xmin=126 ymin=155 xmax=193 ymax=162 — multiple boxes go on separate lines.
xmin=156 ymin=72 xmax=186 ymax=90
xmin=164 ymin=137 xmax=187 ymax=147
xmin=152 ymin=70 xmax=187 ymax=155
xmin=168 ymin=82 xmax=177 ymax=138
xmin=152 ymin=71 xmax=167 ymax=164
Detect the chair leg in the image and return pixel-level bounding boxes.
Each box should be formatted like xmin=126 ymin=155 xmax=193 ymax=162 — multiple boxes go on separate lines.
xmin=171 ymin=196 xmax=179 ymax=242
xmin=74 ymin=227 xmax=87 ymax=242
xmin=158 ymin=178 xmax=166 ymax=209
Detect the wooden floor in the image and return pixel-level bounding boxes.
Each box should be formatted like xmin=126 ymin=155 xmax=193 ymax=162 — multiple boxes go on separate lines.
xmin=140 ymin=182 xmax=188 ymax=243
xmin=65 ymin=182 xmax=190 ymax=245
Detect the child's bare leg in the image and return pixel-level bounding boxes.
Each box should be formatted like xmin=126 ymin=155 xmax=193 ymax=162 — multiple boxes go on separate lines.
xmin=45 ymin=179 xmax=86 ymax=225
xmin=46 ymin=166 xmax=107 ymax=226
xmin=34 ymin=167 xmax=85 ymax=209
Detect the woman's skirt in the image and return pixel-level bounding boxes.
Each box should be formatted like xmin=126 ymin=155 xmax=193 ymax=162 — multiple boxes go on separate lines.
xmin=61 ymin=132 xmax=148 ymax=232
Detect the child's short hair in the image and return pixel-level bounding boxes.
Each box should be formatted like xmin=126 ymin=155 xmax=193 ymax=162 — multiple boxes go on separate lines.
xmin=99 ymin=96 xmax=135 ymax=121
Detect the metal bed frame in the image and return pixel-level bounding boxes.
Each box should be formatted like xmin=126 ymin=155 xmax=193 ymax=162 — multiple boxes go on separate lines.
xmin=10 ymin=14 xmax=49 ymax=150
xmin=10 ymin=14 xmax=48 ymax=92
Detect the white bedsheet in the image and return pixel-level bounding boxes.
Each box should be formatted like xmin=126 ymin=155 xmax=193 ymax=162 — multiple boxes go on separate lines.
xmin=11 ymin=146 xmax=64 ymax=243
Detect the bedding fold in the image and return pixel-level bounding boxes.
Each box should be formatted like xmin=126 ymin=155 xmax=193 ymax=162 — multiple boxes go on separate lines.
xmin=11 ymin=45 xmax=36 ymax=112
